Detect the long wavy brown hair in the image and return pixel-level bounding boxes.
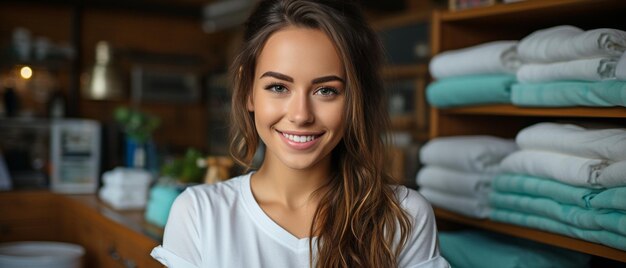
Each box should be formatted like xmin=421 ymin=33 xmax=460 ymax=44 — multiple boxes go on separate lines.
xmin=229 ymin=0 xmax=411 ymax=267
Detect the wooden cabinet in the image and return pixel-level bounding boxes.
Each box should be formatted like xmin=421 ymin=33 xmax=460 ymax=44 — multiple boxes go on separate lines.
xmin=428 ymin=0 xmax=626 ymax=263
xmin=0 ymin=191 xmax=61 ymax=242
xmin=0 ymin=191 xmax=163 ymax=268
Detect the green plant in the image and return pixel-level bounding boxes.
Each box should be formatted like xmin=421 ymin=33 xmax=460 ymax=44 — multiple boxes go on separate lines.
xmin=114 ymin=106 xmax=160 ymax=143
xmin=161 ymin=148 xmax=206 ymax=183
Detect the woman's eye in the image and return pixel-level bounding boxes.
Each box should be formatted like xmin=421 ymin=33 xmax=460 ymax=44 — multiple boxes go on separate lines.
xmin=265 ymin=84 xmax=288 ymax=93
xmin=315 ymin=87 xmax=339 ymax=96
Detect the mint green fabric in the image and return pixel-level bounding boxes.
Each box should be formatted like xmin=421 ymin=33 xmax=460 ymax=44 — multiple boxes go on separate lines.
xmin=426 ymin=75 xmax=515 ymax=107
xmin=490 ymin=192 xmax=626 ymax=236
xmin=145 ymin=185 xmax=183 ymax=228
xmin=589 ymin=187 xmax=626 ymax=211
xmin=439 ymin=230 xmax=590 ymax=268
xmin=489 ymin=192 xmax=601 ymax=230
xmin=491 ymin=208 xmax=626 ymax=251
xmin=493 ymin=174 xmax=600 ymax=208
xmin=511 ymin=80 xmax=626 ymax=107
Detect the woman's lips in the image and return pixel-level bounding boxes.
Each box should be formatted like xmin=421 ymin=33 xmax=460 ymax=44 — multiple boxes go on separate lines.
xmin=277 ymin=130 xmax=324 ymax=150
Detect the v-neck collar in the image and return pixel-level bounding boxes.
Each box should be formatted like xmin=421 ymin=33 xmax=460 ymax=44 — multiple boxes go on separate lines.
xmin=239 ymin=172 xmax=316 ymax=252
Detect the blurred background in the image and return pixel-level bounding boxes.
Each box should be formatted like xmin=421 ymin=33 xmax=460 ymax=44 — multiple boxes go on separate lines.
xmin=0 ymin=0 xmax=445 ymax=189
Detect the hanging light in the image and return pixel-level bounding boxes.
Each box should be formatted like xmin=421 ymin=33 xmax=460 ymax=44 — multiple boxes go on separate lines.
xmin=82 ymin=41 xmax=123 ymax=100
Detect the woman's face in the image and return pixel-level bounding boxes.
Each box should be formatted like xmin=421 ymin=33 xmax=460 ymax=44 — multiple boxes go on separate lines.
xmin=248 ymin=26 xmax=346 ymax=172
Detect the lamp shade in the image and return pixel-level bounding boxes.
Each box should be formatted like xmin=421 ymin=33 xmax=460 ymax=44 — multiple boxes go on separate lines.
xmin=82 ymin=41 xmax=123 ymax=100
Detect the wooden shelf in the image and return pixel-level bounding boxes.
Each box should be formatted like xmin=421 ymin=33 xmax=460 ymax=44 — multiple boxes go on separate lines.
xmin=438 ymin=105 xmax=626 ymax=118
xmin=440 ymin=0 xmax=611 ymax=22
xmin=429 ymin=0 xmax=626 ymax=263
xmin=435 ymin=208 xmax=626 ymax=263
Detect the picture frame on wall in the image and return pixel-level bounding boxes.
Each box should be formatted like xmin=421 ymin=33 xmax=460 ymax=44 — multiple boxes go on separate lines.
xmin=50 ymin=119 xmax=101 ymax=194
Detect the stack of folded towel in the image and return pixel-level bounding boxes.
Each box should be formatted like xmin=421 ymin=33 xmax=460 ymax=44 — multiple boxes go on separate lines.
xmin=99 ymin=167 xmax=153 ymax=210
xmin=416 ymin=136 xmax=518 ymax=218
xmin=439 ymin=229 xmax=591 ymax=268
xmin=512 ymin=25 xmax=626 ymax=107
xmin=426 ymin=41 xmax=520 ymax=107
xmin=493 ymin=122 xmax=626 ymax=250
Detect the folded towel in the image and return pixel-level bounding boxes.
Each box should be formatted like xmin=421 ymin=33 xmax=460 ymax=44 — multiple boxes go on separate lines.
xmin=589 ymin=187 xmax=626 ymax=211
xmin=429 ymin=41 xmax=520 ymax=79
xmin=517 ymin=57 xmax=618 ymax=83
xmin=426 ymin=75 xmax=516 ymax=107
xmin=595 ymin=160 xmax=626 ymax=188
xmin=518 ymin=25 xmax=626 ymax=63
xmin=511 ymin=80 xmax=626 ymax=107
xmin=102 ymin=167 xmax=153 ymax=186
xmin=617 ymin=51 xmax=626 ymax=80
xmin=416 ymin=166 xmax=493 ymax=198
xmin=500 ymin=150 xmax=611 ymax=188
xmin=419 ymin=187 xmax=490 ymax=218
xmin=420 ymin=136 xmax=518 ymax=173
xmin=439 ymin=230 xmax=591 ymax=268
xmin=493 ymin=174 xmax=600 ymax=208
xmin=490 ymin=192 xmax=602 ymax=231
xmin=491 ymin=208 xmax=626 ymax=251
xmin=516 ymin=122 xmax=626 ymax=161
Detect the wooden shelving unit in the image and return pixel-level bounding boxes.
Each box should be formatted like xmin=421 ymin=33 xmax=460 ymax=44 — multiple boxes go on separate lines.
xmin=429 ymin=0 xmax=626 ymax=263
xmin=435 ymin=208 xmax=626 ymax=263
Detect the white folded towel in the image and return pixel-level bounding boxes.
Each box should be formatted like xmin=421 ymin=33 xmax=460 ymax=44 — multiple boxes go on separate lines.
xmin=597 ymin=160 xmax=626 ymax=188
xmin=99 ymin=186 xmax=148 ymax=209
xmin=516 ymin=122 xmax=626 ymax=161
xmin=416 ymin=166 xmax=493 ymax=198
xmin=500 ymin=150 xmax=611 ymax=188
xmin=419 ymin=187 xmax=490 ymax=218
xmin=102 ymin=167 xmax=152 ymax=186
xmin=420 ymin=136 xmax=518 ymax=173
xmin=518 ymin=25 xmax=626 ymax=63
xmin=429 ymin=41 xmax=521 ymax=79
xmin=616 ymin=51 xmax=626 ymax=80
xmin=516 ymin=57 xmax=618 ymax=83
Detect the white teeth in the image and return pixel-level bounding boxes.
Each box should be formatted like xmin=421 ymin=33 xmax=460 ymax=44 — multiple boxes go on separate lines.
xmin=282 ymin=133 xmax=317 ymax=143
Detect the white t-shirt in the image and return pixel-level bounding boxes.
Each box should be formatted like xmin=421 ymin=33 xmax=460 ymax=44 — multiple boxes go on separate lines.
xmin=151 ymin=172 xmax=449 ymax=268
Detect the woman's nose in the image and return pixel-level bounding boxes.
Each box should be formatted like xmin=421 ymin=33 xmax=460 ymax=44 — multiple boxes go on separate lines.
xmin=287 ymin=92 xmax=314 ymax=125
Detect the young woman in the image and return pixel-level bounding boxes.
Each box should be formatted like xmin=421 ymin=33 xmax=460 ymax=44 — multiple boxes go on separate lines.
xmin=151 ymin=0 xmax=449 ymax=267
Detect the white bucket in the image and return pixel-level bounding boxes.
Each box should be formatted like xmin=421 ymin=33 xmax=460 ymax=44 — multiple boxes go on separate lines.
xmin=0 ymin=241 xmax=84 ymax=268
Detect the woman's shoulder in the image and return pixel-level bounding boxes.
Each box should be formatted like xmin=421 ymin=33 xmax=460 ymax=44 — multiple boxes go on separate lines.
xmin=177 ymin=173 xmax=251 ymax=207
xmin=392 ymin=185 xmax=434 ymax=219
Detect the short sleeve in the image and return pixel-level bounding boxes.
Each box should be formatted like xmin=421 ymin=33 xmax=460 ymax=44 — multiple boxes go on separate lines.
xmin=151 ymin=188 xmax=203 ymax=267
xmin=397 ymin=188 xmax=451 ymax=268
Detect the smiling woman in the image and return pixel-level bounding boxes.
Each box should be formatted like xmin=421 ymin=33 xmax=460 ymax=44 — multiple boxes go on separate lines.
xmin=151 ymin=1 xmax=449 ymax=267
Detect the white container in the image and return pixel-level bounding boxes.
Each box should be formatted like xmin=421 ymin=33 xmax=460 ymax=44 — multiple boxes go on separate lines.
xmin=0 ymin=241 xmax=84 ymax=268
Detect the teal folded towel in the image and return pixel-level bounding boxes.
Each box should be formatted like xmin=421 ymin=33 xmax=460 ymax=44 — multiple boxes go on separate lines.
xmin=493 ymin=174 xmax=600 ymax=208
xmin=511 ymin=80 xmax=626 ymax=107
xmin=439 ymin=230 xmax=590 ymax=268
xmin=491 ymin=208 xmax=626 ymax=251
xmin=427 ymin=75 xmax=516 ymax=107
xmin=145 ymin=184 xmax=184 ymax=228
xmin=490 ymin=192 xmax=626 ymax=236
xmin=589 ymin=187 xmax=626 ymax=211
xmin=490 ymin=192 xmax=601 ymax=231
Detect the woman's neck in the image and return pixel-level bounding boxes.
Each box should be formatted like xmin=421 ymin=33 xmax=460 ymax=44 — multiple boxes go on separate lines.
xmin=251 ymin=155 xmax=331 ymax=210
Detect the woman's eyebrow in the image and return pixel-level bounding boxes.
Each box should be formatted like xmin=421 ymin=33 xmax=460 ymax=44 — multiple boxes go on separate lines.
xmin=260 ymin=71 xmax=293 ymax=82
xmin=261 ymin=71 xmax=345 ymax=85
xmin=312 ymin=75 xmax=345 ymax=84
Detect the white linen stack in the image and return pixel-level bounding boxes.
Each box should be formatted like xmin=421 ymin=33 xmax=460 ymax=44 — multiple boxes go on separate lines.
xmin=501 ymin=122 xmax=626 ymax=188
xmin=99 ymin=167 xmax=153 ymax=210
xmin=516 ymin=25 xmax=626 ymax=83
xmin=429 ymin=41 xmax=521 ymax=79
xmin=416 ymin=136 xmax=518 ymax=218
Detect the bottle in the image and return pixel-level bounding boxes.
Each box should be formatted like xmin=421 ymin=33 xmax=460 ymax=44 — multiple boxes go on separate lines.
xmin=3 ymin=87 xmax=20 ymax=117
